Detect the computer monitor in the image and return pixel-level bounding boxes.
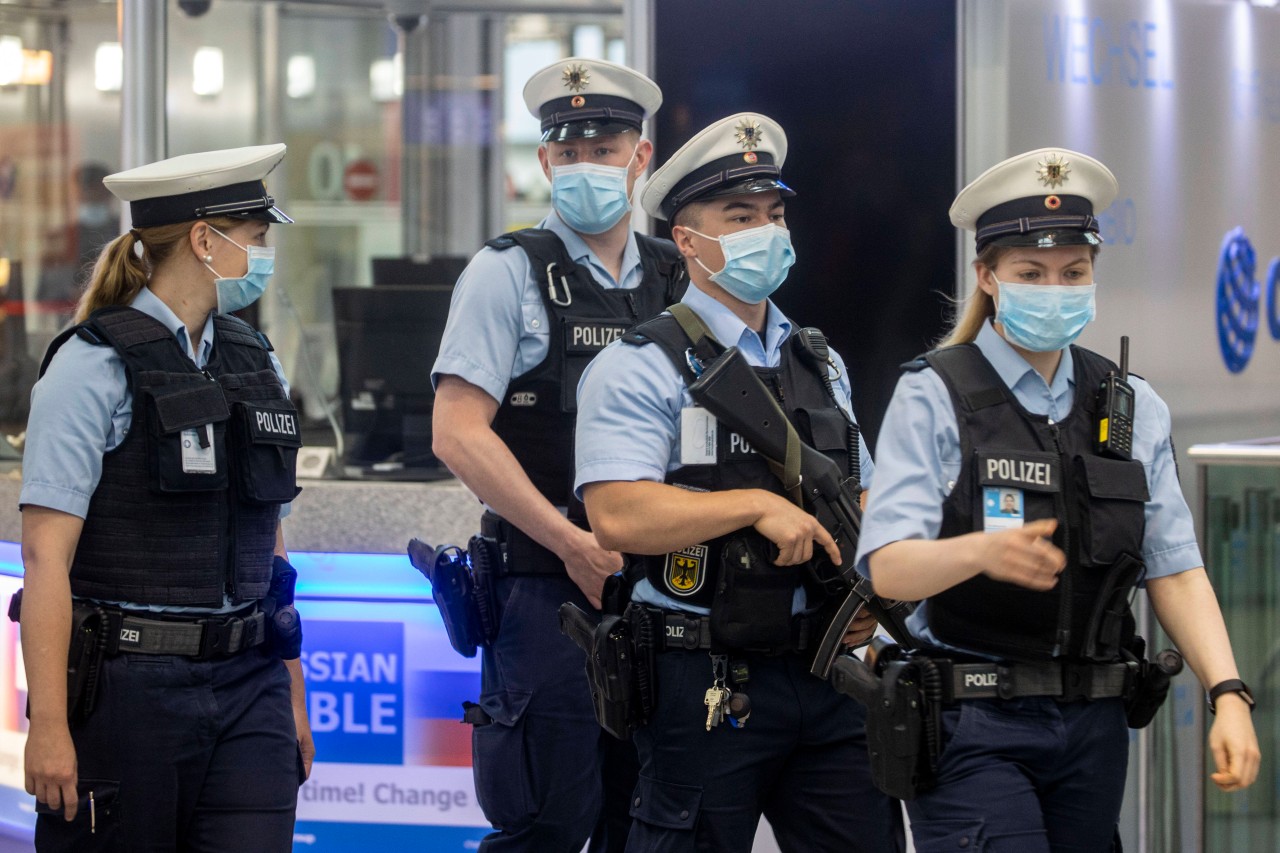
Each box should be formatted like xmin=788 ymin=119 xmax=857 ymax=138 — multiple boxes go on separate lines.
xmin=371 ymin=255 xmax=469 ymax=287
xmin=331 ymin=285 xmax=454 ymax=479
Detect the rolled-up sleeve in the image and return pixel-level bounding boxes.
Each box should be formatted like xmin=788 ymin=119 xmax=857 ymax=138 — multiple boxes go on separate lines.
xmin=430 ymin=247 xmax=535 ymax=403
xmin=20 ymin=340 xmax=120 ymax=518
xmin=1133 ymin=379 xmax=1203 ymax=579
xmin=854 ymin=369 xmax=958 ymax=578
xmin=574 ymin=341 xmax=685 ymax=497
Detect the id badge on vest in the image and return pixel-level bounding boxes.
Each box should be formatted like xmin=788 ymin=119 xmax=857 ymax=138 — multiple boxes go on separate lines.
xmin=983 ymin=486 xmax=1024 ymax=531
xmin=181 ymin=424 xmax=217 ymax=474
xmin=680 ymin=406 xmax=717 ymax=465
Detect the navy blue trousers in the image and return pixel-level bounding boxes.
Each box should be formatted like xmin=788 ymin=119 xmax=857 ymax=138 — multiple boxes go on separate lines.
xmin=906 ymin=697 xmax=1128 ymax=853
xmin=627 ymin=648 xmax=905 ymax=853
xmin=472 ymin=574 xmax=638 ymax=853
xmin=35 ymin=646 xmax=300 ymax=853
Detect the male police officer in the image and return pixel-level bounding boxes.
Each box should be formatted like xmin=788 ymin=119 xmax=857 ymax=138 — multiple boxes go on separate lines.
xmin=431 ymin=58 xmax=684 ymax=853
xmin=574 ymin=114 xmax=903 ymax=852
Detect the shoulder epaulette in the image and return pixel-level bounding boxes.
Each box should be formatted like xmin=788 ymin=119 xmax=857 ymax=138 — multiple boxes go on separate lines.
xmin=900 ymin=355 xmax=931 ymax=372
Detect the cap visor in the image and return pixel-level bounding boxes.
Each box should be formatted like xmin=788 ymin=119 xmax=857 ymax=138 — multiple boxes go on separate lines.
xmin=229 ymin=206 xmax=294 ymax=224
xmin=700 ymin=178 xmax=796 ymax=201
xmin=987 ymin=229 xmax=1100 ymax=249
xmin=542 ymin=120 xmax=638 ymax=142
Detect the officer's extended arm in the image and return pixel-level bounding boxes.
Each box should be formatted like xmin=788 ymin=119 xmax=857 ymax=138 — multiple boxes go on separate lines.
xmin=1146 ymin=567 xmax=1260 ymax=791
xmin=19 ymin=506 xmax=83 ymax=821
xmin=433 ymin=375 xmax=621 ymax=608
xmin=868 ymin=520 xmax=1065 ymax=601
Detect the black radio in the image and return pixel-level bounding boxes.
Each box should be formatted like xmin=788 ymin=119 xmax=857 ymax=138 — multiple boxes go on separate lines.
xmin=1096 ymin=336 xmax=1135 ymax=460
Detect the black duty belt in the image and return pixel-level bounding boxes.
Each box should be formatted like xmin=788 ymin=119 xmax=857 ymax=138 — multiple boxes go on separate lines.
xmin=936 ymin=658 xmax=1134 ymax=704
xmin=481 ymin=510 xmax=570 ymax=577
xmin=650 ymin=607 xmax=818 ymax=654
xmin=105 ymin=605 xmax=266 ymax=659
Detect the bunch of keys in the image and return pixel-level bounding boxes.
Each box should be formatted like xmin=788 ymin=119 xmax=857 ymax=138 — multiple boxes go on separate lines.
xmin=704 ymin=655 xmax=752 ymax=730
xmin=704 ymin=656 xmax=732 ymax=730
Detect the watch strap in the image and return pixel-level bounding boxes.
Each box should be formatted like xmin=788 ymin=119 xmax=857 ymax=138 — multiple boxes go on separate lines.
xmin=1207 ymin=678 xmax=1255 ymax=714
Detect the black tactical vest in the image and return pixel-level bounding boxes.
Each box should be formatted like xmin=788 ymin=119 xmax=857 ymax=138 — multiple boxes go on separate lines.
xmin=39 ymin=306 xmax=302 ymax=607
xmin=918 ymin=343 xmax=1150 ymax=662
xmin=620 ymin=311 xmax=858 ymax=610
xmin=486 ymin=228 xmax=686 ymax=508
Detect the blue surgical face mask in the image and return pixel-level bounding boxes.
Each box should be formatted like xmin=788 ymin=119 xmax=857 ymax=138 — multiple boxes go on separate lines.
xmin=550 ymin=146 xmax=637 ymax=235
xmin=686 ymin=223 xmax=796 ymax=305
xmin=994 ymin=280 xmax=1097 ymax=352
xmin=205 ymin=226 xmax=275 ymax=314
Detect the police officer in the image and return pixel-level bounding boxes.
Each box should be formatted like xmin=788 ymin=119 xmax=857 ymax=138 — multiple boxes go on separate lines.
xmin=430 ymin=58 xmax=684 ymax=853
xmin=575 ymin=113 xmax=903 ymax=852
xmin=856 ymin=148 xmax=1260 ymax=851
xmin=20 ymin=145 xmax=313 ymax=851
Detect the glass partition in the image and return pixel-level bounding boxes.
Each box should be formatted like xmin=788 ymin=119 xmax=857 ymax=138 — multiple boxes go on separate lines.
xmin=1190 ymin=442 xmax=1280 ymax=852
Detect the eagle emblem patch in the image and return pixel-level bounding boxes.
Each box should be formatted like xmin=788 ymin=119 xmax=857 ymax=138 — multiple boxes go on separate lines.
xmin=665 ymin=545 xmax=709 ymax=596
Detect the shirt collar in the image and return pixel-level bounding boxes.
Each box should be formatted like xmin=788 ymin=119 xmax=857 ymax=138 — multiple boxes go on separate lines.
xmin=541 ymin=209 xmax=641 ymax=287
xmin=973 ymin=318 xmax=1075 ymax=396
xmin=129 ymin=286 xmax=215 ymax=367
xmin=681 ymin=283 xmax=793 ymax=362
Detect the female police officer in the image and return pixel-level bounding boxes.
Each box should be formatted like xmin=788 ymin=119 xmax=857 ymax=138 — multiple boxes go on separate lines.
xmin=855 ymin=148 xmax=1259 ymax=851
xmin=19 ymin=145 xmax=313 ymax=851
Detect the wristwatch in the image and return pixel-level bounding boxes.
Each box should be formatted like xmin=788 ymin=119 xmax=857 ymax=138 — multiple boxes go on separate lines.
xmin=1207 ymin=679 xmax=1256 ymax=714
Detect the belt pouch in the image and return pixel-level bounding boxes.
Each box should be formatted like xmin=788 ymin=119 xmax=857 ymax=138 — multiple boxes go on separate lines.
xmin=865 ymin=659 xmax=934 ymax=801
xmin=710 ymin=535 xmax=794 ymax=650
xmin=1123 ymin=638 xmax=1178 ymax=728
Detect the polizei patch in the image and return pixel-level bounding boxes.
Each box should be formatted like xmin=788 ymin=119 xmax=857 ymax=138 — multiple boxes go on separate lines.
xmin=976 ymin=450 xmax=1060 ymax=492
xmin=564 ymin=321 xmax=630 ymax=354
xmin=664 ymin=544 xmax=709 ymax=597
xmin=244 ymin=403 xmax=301 ymax=444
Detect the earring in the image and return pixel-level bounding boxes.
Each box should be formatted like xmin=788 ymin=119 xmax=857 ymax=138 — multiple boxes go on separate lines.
xmin=203 ymin=254 xmax=213 ymax=263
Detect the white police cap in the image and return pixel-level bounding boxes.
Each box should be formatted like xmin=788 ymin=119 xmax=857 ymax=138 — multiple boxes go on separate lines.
xmin=522 ymin=57 xmax=661 ymax=142
xmin=640 ymin=112 xmax=793 ymax=222
xmin=950 ymin=147 xmax=1118 ymax=252
xmin=104 ymin=143 xmax=291 ymax=228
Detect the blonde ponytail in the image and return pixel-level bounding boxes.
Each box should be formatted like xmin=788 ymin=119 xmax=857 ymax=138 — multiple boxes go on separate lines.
xmin=73 ymin=216 xmax=245 ymax=324
xmin=75 ymin=231 xmax=148 ymax=323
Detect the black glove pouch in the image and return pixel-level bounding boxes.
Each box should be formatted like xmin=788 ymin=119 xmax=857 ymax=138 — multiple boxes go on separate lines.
xmin=710 ymin=535 xmax=794 ymax=651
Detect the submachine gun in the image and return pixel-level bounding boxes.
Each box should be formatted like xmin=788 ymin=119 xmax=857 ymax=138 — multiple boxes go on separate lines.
xmin=685 ymin=345 xmax=916 ymax=678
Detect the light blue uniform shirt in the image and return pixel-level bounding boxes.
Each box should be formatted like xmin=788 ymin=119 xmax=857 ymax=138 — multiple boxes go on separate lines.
xmin=430 ymin=209 xmax=645 ymax=404
xmin=855 ymin=319 xmax=1202 ymax=647
xmin=575 ymin=284 xmax=874 ymax=615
